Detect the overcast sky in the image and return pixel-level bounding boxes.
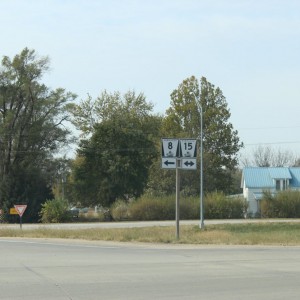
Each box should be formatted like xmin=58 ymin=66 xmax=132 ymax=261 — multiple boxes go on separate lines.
xmin=1 ymin=0 xmax=300 ymax=159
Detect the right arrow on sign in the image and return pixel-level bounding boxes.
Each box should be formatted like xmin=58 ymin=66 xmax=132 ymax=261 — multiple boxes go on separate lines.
xmin=181 ymin=158 xmax=197 ymax=170
xmin=184 ymin=160 xmax=195 ymax=167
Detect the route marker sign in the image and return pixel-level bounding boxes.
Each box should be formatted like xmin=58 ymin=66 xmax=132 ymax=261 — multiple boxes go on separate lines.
xmin=161 ymin=139 xmax=179 ymax=169
xmin=180 ymin=139 xmax=197 ymax=158
xmin=161 ymin=137 xmax=198 ymax=240
xmin=161 ymin=138 xmax=197 ymax=170
xmin=161 ymin=138 xmax=179 ymax=158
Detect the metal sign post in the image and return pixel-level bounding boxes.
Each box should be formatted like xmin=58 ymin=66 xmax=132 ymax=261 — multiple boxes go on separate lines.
xmin=161 ymin=138 xmax=198 ymax=240
xmin=175 ymin=158 xmax=180 ymax=240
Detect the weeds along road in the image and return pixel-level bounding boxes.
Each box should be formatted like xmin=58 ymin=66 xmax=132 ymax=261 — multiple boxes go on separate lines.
xmin=2 ymin=219 xmax=300 ymax=230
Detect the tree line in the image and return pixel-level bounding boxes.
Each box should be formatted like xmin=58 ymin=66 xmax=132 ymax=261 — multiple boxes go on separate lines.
xmin=0 ymin=48 xmax=244 ymax=222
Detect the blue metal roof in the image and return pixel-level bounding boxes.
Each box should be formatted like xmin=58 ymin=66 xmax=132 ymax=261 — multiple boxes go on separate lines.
xmin=243 ymin=167 xmax=272 ymax=188
xmin=268 ymin=168 xmax=292 ymax=179
xmin=242 ymin=167 xmax=300 ymax=189
xmin=289 ymin=168 xmax=300 ymax=187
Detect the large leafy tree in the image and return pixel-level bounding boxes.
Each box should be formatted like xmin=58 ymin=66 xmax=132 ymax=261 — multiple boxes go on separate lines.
xmin=0 ymin=48 xmax=75 ymax=221
xmin=149 ymin=76 xmax=243 ymax=194
xmin=70 ymin=91 xmax=161 ymax=206
xmin=69 ymin=90 xmax=159 ymax=138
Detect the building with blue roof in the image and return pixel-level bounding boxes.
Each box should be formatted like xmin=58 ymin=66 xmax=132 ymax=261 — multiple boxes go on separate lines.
xmin=241 ymin=167 xmax=300 ymax=215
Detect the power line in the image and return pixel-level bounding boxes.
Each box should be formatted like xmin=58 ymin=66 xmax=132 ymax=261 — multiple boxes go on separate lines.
xmin=244 ymin=141 xmax=300 ymax=146
xmin=239 ymin=125 xmax=300 ymax=131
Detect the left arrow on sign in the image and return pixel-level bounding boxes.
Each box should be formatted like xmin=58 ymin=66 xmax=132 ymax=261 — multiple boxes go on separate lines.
xmin=164 ymin=160 xmax=175 ymax=166
xmin=161 ymin=157 xmax=176 ymax=169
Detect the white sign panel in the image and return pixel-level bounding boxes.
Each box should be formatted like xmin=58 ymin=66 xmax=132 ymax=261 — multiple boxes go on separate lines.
xmin=180 ymin=139 xmax=197 ymax=158
xmin=181 ymin=158 xmax=197 ymax=170
xmin=161 ymin=138 xmax=197 ymax=170
xmin=161 ymin=157 xmax=177 ymax=169
xmin=162 ymin=139 xmax=179 ymax=158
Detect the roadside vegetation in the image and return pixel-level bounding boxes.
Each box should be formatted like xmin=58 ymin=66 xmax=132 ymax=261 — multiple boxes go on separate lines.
xmin=261 ymin=190 xmax=300 ymax=218
xmin=0 ymin=49 xmax=243 ymax=223
xmin=1 ymin=222 xmax=300 ymax=246
xmin=37 ymin=192 xmax=247 ymax=223
xmin=2 ymin=48 xmax=300 ymax=228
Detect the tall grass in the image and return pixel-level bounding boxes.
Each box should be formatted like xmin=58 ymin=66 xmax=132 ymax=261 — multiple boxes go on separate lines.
xmin=110 ymin=192 xmax=246 ymax=221
xmin=204 ymin=192 xmax=247 ymax=219
xmin=111 ymin=195 xmax=199 ymax=221
xmin=2 ymin=223 xmax=300 ymax=245
xmin=261 ymin=190 xmax=300 ymax=218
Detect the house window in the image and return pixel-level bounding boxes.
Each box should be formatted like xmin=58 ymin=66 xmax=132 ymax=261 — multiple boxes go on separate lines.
xmin=283 ymin=180 xmax=287 ymax=190
xmin=275 ymin=179 xmax=289 ymax=191
xmin=276 ymin=180 xmax=281 ymax=191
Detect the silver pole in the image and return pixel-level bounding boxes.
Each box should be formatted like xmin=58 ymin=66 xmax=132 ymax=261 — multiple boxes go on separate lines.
xmin=199 ymin=105 xmax=204 ymax=229
xmin=175 ymin=158 xmax=180 ymax=239
xmin=191 ymin=91 xmax=204 ymax=229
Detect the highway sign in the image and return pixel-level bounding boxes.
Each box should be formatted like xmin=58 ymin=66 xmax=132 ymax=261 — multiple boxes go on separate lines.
xmin=162 ymin=138 xmax=179 ymax=158
xmin=14 ymin=205 xmax=27 ymax=217
xmin=162 ymin=157 xmax=177 ymax=169
xmin=161 ymin=138 xmax=197 ymax=170
xmin=180 ymin=139 xmax=197 ymax=158
xmin=181 ymin=158 xmax=197 ymax=170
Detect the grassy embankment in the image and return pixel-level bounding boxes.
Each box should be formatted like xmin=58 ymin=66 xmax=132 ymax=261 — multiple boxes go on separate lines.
xmin=1 ymin=222 xmax=300 ymax=245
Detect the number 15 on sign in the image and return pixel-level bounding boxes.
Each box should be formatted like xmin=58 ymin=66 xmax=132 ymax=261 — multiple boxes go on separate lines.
xmin=180 ymin=139 xmax=197 ymax=158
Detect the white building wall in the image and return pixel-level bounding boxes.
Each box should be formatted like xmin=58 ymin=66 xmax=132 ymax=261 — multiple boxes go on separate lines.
xmin=247 ymin=189 xmax=258 ymax=216
xmin=242 ymin=180 xmax=274 ymax=216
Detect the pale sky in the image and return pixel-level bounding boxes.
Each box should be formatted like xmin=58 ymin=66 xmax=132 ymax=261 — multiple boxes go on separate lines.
xmin=1 ymin=0 xmax=300 ymax=160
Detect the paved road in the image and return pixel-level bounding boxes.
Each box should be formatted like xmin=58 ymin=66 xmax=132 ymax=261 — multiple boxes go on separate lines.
xmin=1 ymin=238 xmax=300 ymax=299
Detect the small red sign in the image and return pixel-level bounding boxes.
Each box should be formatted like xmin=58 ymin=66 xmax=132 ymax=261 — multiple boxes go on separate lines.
xmin=14 ymin=205 xmax=27 ymax=217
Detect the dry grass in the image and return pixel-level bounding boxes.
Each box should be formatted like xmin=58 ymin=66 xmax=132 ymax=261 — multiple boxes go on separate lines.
xmin=1 ymin=222 xmax=300 ymax=245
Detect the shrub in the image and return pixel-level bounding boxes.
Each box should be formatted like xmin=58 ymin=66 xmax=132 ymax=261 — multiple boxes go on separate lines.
xmin=261 ymin=190 xmax=300 ymax=218
xmin=204 ymin=192 xmax=247 ymax=219
xmin=110 ymin=200 xmax=130 ymax=221
xmin=78 ymin=209 xmax=110 ymax=222
xmin=179 ymin=196 xmax=199 ymax=219
xmin=127 ymin=195 xmax=198 ymax=221
xmin=128 ymin=195 xmax=174 ymax=220
xmin=109 ymin=193 xmax=247 ymax=221
xmin=39 ymin=198 xmax=71 ymax=223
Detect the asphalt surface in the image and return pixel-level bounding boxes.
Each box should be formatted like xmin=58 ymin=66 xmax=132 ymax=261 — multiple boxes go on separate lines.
xmin=1 ymin=238 xmax=300 ymax=299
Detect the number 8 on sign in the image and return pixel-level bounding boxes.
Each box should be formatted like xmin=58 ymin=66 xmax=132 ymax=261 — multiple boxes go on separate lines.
xmin=162 ymin=139 xmax=179 ymax=157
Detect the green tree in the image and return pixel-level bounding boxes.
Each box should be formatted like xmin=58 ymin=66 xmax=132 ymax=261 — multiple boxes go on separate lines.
xmin=72 ymin=118 xmax=157 ymax=206
xmin=149 ymin=76 xmax=243 ymax=194
xmin=70 ymin=91 xmax=161 ymax=206
xmin=69 ymin=90 xmax=159 ymax=137
xmin=0 ymin=48 xmax=75 ymax=221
